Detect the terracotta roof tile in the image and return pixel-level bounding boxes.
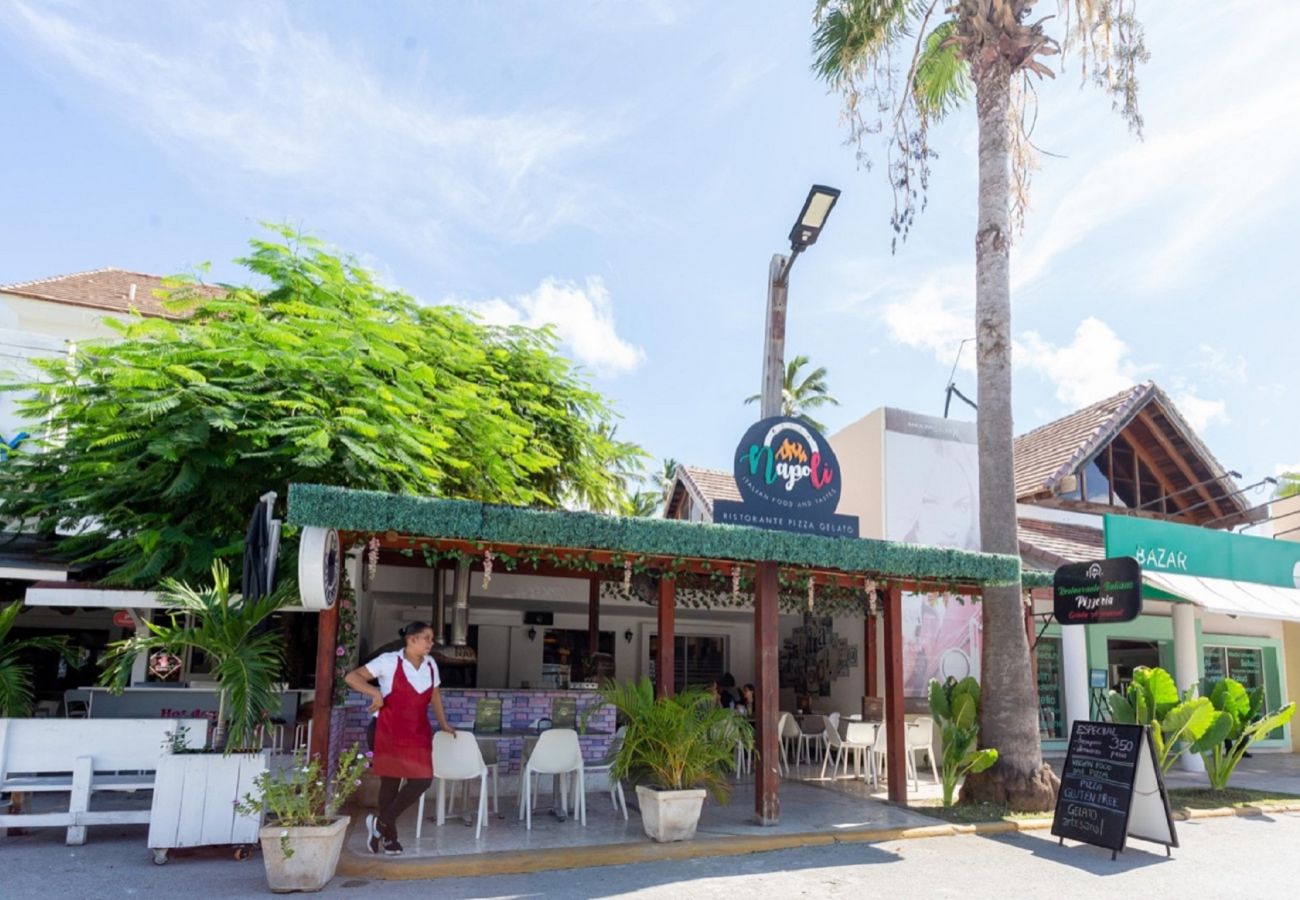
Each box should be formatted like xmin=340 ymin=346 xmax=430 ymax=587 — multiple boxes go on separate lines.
xmin=677 ymin=465 xmax=740 ymax=517
xmin=0 ymin=268 xmax=220 ymax=318
xmin=1012 ymin=383 xmax=1152 ymax=498
xmin=1017 ymin=517 xmax=1104 ymax=569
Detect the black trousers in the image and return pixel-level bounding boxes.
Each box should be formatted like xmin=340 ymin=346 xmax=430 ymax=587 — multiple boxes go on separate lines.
xmin=368 ymin=718 xmax=431 ymax=833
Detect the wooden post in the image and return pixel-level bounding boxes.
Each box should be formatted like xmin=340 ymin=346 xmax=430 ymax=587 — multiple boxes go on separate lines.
xmin=656 ymin=577 xmax=675 ymax=698
xmin=588 ymin=576 xmax=600 ymax=665
xmin=883 ymin=584 xmax=907 ymax=804
xmin=753 ymin=560 xmax=780 ymax=825
xmin=309 ymin=601 xmax=339 ymax=763
xmin=865 ymin=613 xmax=878 ymax=698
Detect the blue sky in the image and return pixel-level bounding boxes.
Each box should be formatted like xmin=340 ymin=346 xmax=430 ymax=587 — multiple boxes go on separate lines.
xmin=2 ymin=1 xmax=1297 ymax=505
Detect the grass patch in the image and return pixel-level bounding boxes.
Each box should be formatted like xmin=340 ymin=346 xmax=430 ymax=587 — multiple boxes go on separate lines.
xmin=911 ymin=800 xmax=1051 ymax=824
xmin=1169 ymin=787 xmax=1300 ymax=810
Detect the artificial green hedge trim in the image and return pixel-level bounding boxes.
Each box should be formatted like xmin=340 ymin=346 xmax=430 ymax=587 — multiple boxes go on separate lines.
xmin=288 ymin=483 xmax=1028 ymax=587
xmin=1021 ymin=569 xmax=1055 ymax=589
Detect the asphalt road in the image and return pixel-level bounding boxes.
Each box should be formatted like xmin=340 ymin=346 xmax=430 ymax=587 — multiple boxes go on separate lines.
xmin=3 ymin=812 xmax=1295 ymax=899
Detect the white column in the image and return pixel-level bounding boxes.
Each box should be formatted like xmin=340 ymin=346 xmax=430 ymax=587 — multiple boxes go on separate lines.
xmin=1061 ymin=623 xmax=1090 ymax=732
xmin=1172 ymin=601 xmax=1205 ymax=773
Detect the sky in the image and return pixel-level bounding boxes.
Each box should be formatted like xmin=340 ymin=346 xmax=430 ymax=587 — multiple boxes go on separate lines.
xmin=2 ymin=0 xmax=1297 ymax=510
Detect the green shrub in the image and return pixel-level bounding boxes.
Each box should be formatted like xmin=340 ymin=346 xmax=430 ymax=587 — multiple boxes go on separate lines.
xmin=928 ymin=676 xmax=998 ymax=806
xmin=1106 ymin=666 xmax=1217 ymax=773
xmin=1188 ymin=679 xmax=1295 ymax=790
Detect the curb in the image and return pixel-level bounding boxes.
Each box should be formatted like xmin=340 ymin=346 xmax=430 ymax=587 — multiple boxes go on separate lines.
xmin=336 ymin=803 xmax=1299 ymax=880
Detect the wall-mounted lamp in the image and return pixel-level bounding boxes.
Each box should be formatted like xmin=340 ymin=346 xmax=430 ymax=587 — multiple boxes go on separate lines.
xmin=623 ymin=629 xmax=634 ymax=644
xmin=527 ymin=627 xmax=537 ymax=642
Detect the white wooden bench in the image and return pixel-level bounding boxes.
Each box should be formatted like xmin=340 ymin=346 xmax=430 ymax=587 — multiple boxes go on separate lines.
xmin=0 ymin=717 xmax=207 ymax=845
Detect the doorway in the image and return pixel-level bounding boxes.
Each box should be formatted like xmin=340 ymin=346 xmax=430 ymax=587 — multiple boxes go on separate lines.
xmin=1107 ymin=638 xmax=1160 ymax=693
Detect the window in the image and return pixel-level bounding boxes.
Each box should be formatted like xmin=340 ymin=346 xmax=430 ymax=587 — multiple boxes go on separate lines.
xmin=1203 ymin=645 xmax=1265 ymax=701
xmin=649 ymin=634 xmax=729 ymax=692
xmin=1036 ymin=637 xmax=1065 ymax=739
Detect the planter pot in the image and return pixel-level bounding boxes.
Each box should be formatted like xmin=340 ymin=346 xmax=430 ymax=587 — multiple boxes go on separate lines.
xmin=635 ymin=785 xmax=706 ymax=842
xmin=259 ymin=815 xmax=349 ymax=893
xmin=148 ymin=750 xmax=270 ymax=864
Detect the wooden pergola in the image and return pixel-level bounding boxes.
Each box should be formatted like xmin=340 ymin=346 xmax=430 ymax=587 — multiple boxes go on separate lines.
xmin=289 ymin=483 xmax=1025 ymax=822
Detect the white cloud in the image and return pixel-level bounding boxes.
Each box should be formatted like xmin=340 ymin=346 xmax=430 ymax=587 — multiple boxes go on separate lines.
xmin=2 ymin=0 xmax=611 ymax=251
xmin=1173 ymin=391 xmax=1229 ymax=432
xmin=1018 ymin=317 xmax=1138 ymax=408
xmin=877 ymin=266 xmax=975 ymax=370
xmin=463 ymin=277 xmax=645 ymax=376
xmin=1192 ymin=344 xmax=1249 ymax=385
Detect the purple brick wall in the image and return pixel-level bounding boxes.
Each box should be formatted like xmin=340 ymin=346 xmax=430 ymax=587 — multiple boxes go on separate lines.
xmin=328 ymin=689 xmax=615 ymax=776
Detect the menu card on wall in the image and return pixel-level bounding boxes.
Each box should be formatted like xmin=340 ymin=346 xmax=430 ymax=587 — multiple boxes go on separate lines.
xmin=1051 ymin=721 xmax=1178 ymax=858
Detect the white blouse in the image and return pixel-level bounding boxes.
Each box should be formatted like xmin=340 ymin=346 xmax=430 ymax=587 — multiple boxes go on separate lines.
xmin=364 ymin=650 xmax=441 ymax=715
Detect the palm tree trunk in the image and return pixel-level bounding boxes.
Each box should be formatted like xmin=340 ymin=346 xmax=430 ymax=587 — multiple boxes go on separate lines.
xmin=959 ymin=57 xmax=1058 ymax=811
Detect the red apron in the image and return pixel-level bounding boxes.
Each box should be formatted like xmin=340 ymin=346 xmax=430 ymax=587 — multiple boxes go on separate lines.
xmin=371 ymin=658 xmax=434 ymax=779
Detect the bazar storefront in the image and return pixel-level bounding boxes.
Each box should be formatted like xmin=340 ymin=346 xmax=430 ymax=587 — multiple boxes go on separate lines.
xmin=1035 ymin=514 xmax=1300 ymax=754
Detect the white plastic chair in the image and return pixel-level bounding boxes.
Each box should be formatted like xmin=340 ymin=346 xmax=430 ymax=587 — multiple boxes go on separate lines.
xmin=419 ymin=732 xmax=491 ymax=840
xmin=841 ymin=721 xmax=878 ymax=782
xmin=796 ymin=715 xmax=826 ymax=765
xmin=579 ymin=727 xmax=627 ymax=820
xmin=827 ymin=712 xmax=840 ymax=733
xmin=906 ymin=717 xmax=939 ymax=790
xmin=777 ymin=712 xmax=800 ymax=775
xmin=518 ymin=729 xmax=585 ymax=830
xmin=873 ymin=722 xmax=917 ymax=786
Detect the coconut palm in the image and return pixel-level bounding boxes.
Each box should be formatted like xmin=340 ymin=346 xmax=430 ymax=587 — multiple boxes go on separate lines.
xmin=0 ymin=601 xmax=76 ymax=716
xmin=811 ymin=1 xmax=1147 ymax=810
xmin=744 ymin=355 xmax=840 ymax=430
xmin=98 ymin=561 xmax=289 ymax=751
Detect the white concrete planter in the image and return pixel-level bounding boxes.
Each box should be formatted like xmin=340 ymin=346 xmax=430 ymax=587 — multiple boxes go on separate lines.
xmin=148 ymin=750 xmax=269 ymax=864
xmin=635 ymin=785 xmax=706 ymax=842
xmin=259 ymin=815 xmax=349 ymax=893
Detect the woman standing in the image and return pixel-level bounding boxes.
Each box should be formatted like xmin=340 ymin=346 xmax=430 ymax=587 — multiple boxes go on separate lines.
xmin=344 ymin=621 xmax=455 ymax=855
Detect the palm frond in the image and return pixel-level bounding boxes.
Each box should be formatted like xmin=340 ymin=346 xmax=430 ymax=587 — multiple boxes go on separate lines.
xmin=913 ymin=19 xmax=971 ymax=120
xmin=0 ymin=657 xmax=34 ymax=716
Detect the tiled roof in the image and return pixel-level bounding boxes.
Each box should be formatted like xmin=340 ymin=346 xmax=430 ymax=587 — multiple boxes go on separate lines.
xmin=1013 ymin=383 xmax=1152 ymax=498
xmin=0 ymin=268 xmax=219 ymax=318
xmin=676 ymin=465 xmax=740 ymax=517
xmin=1017 ymin=517 xmax=1104 ymax=569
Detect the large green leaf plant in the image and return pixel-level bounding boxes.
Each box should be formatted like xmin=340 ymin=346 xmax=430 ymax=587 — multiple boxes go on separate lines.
xmin=928 ymin=676 xmax=998 ymax=806
xmin=0 ymin=601 xmax=76 ymax=716
xmin=1188 ymin=679 xmax=1295 ymax=790
xmin=1106 ymin=666 xmax=1217 ymax=774
xmin=98 ymin=561 xmax=289 ymax=751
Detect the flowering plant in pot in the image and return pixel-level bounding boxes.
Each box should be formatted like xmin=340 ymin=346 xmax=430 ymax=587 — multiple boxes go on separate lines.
xmin=235 ymin=744 xmax=369 ymax=893
xmin=595 ymin=678 xmax=751 ymax=842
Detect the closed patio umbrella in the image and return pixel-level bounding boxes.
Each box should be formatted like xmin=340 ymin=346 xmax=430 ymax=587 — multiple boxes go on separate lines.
xmin=241 ymin=492 xmax=280 ymax=601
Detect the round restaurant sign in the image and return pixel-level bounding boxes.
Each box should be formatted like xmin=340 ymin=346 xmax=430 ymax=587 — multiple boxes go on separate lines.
xmin=297 ymin=526 xmax=341 ymax=610
xmin=731 ymin=416 xmax=844 ymax=517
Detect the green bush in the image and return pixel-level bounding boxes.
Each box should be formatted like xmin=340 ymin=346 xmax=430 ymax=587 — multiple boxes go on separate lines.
xmin=928 ymin=676 xmax=998 ymax=806
xmin=1106 ymin=666 xmax=1217 ymax=773
xmin=595 ymin=678 xmax=752 ymax=802
xmin=1188 ymin=678 xmax=1295 ymax=790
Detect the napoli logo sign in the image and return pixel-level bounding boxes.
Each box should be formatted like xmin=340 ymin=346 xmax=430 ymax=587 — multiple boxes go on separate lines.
xmin=714 ymin=416 xmax=859 ymax=538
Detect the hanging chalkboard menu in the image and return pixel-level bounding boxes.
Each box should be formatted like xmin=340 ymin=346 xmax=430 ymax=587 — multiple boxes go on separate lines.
xmin=1051 ymin=721 xmax=1177 ymax=858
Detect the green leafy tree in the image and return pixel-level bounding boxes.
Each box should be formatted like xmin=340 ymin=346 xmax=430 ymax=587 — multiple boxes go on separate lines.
xmin=928 ymin=676 xmax=998 ymax=806
xmin=1188 ymin=678 xmax=1296 ymax=790
xmin=98 ymin=562 xmax=288 ymax=751
xmin=0 ymin=228 xmax=644 ymax=586
xmin=744 ymin=354 xmax=840 ymax=430
xmin=0 ymin=601 xmax=76 ymax=716
xmin=1278 ymin=472 xmax=1300 ymax=499
xmin=812 ymin=1 xmax=1148 ymax=810
xmin=1106 ymin=666 xmax=1217 ymax=774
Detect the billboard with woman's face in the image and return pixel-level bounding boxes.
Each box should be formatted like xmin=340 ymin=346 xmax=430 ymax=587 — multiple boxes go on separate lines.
xmin=883 ymin=410 xmax=982 ymax=697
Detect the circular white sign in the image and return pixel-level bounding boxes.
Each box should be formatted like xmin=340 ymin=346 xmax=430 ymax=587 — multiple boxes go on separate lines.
xmin=298 ymin=526 xmax=341 ymax=610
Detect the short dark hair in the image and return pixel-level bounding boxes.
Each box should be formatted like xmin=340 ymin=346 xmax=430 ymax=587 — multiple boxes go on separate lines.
xmin=399 ymin=621 xmax=432 ymax=640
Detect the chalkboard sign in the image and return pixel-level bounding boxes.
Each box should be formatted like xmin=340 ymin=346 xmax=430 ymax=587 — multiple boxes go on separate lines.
xmin=1052 ymin=721 xmax=1177 ymax=858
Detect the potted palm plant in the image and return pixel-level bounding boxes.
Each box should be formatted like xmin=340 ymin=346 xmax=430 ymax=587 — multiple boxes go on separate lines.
xmin=98 ymin=561 xmax=290 ymax=860
xmin=236 ymin=744 xmax=368 ymax=893
xmin=597 ymin=678 xmax=752 ymax=842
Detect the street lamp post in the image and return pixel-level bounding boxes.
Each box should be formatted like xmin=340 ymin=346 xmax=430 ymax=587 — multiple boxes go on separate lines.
xmin=760 ymin=185 xmax=840 ymax=417
xmin=753 ymin=184 xmax=838 ymax=826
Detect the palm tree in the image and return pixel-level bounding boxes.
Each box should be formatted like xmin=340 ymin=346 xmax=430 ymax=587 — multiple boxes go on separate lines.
xmin=744 ymin=355 xmax=840 ymax=430
xmin=811 ymin=1 xmax=1147 ymax=810
xmin=99 ymin=561 xmax=288 ymax=750
xmin=0 ymin=602 xmax=76 ymax=716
